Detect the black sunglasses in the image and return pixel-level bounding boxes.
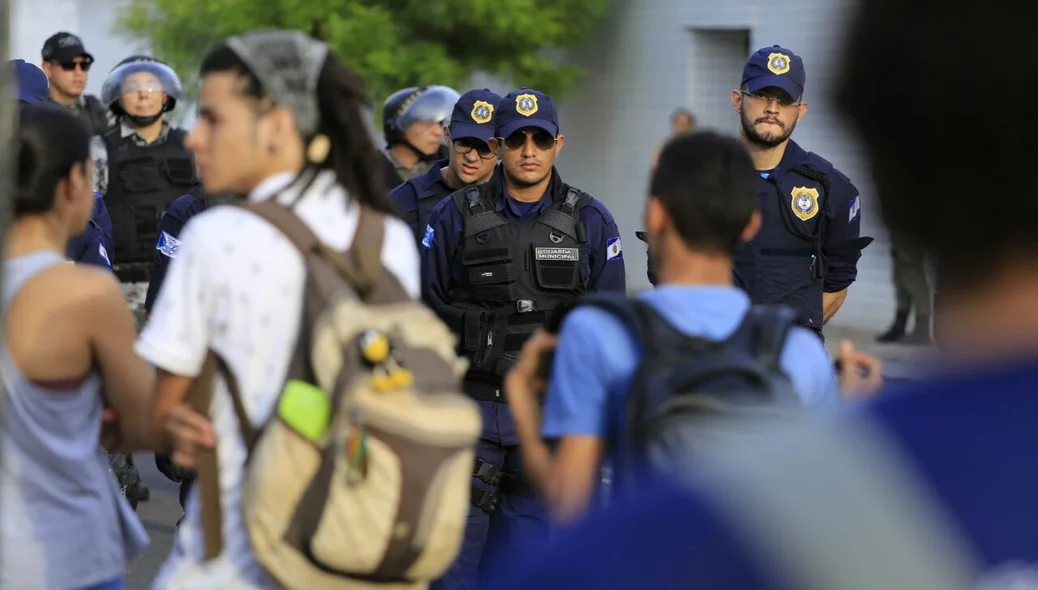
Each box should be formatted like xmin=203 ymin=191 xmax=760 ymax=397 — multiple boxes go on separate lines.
xmin=501 ymin=128 xmax=556 ymax=151
xmin=452 ymin=137 xmax=496 ymax=159
xmin=57 ymin=61 xmax=92 ymax=72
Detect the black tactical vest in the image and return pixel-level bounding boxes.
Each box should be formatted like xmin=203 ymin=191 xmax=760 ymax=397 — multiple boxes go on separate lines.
xmin=735 ymin=165 xmax=830 ymax=331
xmin=102 ymin=127 xmax=196 ymax=281
xmin=451 ymin=186 xmax=590 ymax=385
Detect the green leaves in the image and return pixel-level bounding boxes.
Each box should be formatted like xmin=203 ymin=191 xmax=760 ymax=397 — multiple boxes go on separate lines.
xmin=113 ymin=0 xmax=610 ymax=107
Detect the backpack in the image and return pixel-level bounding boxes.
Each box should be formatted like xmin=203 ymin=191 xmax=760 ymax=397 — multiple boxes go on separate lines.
xmin=189 ymin=199 xmax=482 ymax=589
xmin=578 ymin=295 xmax=807 ymax=485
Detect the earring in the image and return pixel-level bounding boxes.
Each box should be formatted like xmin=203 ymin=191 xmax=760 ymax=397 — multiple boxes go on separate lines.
xmin=307 ymin=134 xmax=331 ymax=164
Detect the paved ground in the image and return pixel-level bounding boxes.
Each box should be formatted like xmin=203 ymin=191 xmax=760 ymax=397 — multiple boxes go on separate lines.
xmin=125 ymin=455 xmax=182 ymax=589
xmin=121 ymin=322 xmax=936 ymax=588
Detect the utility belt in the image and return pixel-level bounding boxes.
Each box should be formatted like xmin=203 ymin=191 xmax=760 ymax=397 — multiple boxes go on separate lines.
xmin=470 ymin=456 xmax=536 ymax=514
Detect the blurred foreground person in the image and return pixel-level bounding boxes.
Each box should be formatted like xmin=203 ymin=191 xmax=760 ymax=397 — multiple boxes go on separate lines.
xmin=140 ymin=30 xmax=428 ymax=588
xmin=495 ymin=1 xmax=1038 ymax=587
xmin=0 ymin=106 xmax=152 ymax=590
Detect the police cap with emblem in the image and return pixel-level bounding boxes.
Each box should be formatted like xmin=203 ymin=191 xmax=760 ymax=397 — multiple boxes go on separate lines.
xmin=449 ymin=89 xmax=502 ymax=144
xmin=742 ymin=45 xmax=806 ymax=101
xmin=496 ymin=88 xmax=559 ymax=139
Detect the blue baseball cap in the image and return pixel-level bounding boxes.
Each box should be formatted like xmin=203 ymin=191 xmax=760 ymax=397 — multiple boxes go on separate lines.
xmin=741 ymin=45 xmax=806 ymax=101
xmin=9 ymin=59 xmax=49 ymax=104
xmin=495 ymin=88 xmax=559 ymax=139
xmin=448 ymin=89 xmax=502 ymax=144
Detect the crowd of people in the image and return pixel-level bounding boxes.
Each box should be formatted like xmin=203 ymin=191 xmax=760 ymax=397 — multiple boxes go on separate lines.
xmin=2 ymin=0 xmax=1035 ymax=586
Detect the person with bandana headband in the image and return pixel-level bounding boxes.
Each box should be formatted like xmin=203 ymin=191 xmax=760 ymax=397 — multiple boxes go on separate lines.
xmin=90 ymin=54 xmax=198 ymax=328
xmin=380 ymin=85 xmax=460 ymax=186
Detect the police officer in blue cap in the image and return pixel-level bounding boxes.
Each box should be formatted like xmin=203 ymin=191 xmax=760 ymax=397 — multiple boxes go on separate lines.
xmin=422 ymin=87 xmax=626 ymax=590
xmin=389 ymin=89 xmax=502 ymax=243
xmin=730 ymin=45 xmax=871 ymax=336
xmin=10 ymin=59 xmax=114 ymax=270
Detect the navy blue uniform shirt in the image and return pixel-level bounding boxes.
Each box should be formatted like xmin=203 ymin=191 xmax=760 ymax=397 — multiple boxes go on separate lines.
xmin=144 ymin=187 xmax=208 ymax=313
xmin=66 ymin=192 xmax=114 ymax=269
xmin=494 ymin=360 xmax=1038 ymax=588
xmin=388 ymin=158 xmax=453 ymax=242
xmin=421 ymin=166 xmax=627 ymax=326
xmin=735 ymin=139 xmax=867 ymax=329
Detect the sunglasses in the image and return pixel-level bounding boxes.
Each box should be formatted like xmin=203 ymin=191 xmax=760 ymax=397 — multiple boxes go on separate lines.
xmin=452 ymin=137 xmax=496 ymax=159
xmin=500 ymin=128 xmax=557 ymax=151
xmin=57 ymin=61 xmax=92 ymax=72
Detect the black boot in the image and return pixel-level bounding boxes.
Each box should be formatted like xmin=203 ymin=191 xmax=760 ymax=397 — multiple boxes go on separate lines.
xmin=877 ymin=310 xmax=909 ymax=342
xmin=903 ymin=313 xmax=932 ymax=345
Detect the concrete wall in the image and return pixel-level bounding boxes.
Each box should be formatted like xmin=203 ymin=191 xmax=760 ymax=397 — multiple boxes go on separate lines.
xmin=554 ymin=0 xmax=895 ymax=331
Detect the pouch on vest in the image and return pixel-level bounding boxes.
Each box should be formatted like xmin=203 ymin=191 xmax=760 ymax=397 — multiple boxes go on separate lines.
xmin=190 ymin=198 xmax=481 ymax=589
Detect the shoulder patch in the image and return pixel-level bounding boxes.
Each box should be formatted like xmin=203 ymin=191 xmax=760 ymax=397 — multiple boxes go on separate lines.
xmin=98 ymin=243 xmax=111 ymax=267
xmin=421 ymin=224 xmax=435 ymax=249
xmin=848 ymin=195 xmax=861 ymax=223
xmin=606 ymin=236 xmax=623 ymax=261
xmin=156 ymin=230 xmax=182 ymax=259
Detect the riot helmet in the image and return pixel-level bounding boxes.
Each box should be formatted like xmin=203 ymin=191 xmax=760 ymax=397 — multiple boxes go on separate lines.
xmin=101 ymin=55 xmax=182 ymax=127
xmin=382 ymin=85 xmax=461 ymax=147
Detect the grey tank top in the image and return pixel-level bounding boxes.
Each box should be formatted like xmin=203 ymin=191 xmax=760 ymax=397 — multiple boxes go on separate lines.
xmin=0 ymin=251 xmax=149 ymax=590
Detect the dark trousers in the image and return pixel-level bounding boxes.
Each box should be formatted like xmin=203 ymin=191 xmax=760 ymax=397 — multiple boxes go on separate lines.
xmin=889 ymin=232 xmax=931 ymax=315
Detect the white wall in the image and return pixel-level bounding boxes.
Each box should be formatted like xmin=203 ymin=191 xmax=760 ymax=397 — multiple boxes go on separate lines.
xmin=554 ymin=0 xmax=893 ymax=330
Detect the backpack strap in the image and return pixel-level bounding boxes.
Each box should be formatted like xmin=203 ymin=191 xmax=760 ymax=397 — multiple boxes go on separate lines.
xmin=724 ymin=304 xmax=799 ymax=371
xmin=243 ymin=199 xmax=386 ymax=299
xmin=576 ymin=293 xmax=710 ymax=357
xmin=188 ymin=349 xmax=256 ymax=560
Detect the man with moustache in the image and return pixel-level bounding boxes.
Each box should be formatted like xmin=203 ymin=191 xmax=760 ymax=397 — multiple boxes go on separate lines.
xmin=389 ymin=89 xmax=502 ymax=243
xmin=729 ymin=46 xmax=871 ymax=337
xmin=421 ymin=87 xmax=626 ymax=590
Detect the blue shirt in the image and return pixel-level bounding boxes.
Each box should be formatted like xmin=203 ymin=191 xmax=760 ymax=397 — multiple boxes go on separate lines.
xmin=421 ymin=167 xmax=627 ymax=316
xmin=387 ymin=158 xmax=453 ymax=241
xmin=66 ymin=192 xmax=114 ymax=269
xmin=543 ymin=286 xmax=838 ymax=448
xmin=500 ymin=359 xmax=1038 ymax=589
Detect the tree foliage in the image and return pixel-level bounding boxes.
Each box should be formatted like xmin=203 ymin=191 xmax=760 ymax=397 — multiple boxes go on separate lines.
xmin=114 ymin=0 xmax=610 ymax=109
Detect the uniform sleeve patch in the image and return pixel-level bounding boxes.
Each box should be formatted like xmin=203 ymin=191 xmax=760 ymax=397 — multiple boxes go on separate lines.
xmin=156 ymin=230 xmax=181 ymax=259
xmin=848 ymin=195 xmax=861 ymax=223
xmin=606 ymin=236 xmax=623 ymax=261
xmin=421 ymin=225 xmax=435 ymax=249
xmin=98 ymin=243 xmax=111 ymax=267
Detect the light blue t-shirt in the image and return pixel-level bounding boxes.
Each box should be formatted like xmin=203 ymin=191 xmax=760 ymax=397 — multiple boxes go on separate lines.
xmin=541 ymin=285 xmax=839 ymax=445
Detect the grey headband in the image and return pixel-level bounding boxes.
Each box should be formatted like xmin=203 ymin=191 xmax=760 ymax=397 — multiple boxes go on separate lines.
xmin=225 ymin=29 xmax=329 ymax=137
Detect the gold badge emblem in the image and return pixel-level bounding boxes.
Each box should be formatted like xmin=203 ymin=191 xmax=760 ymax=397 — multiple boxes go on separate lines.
xmin=791 ymin=186 xmax=820 ymax=221
xmin=470 ymin=100 xmax=494 ymax=124
xmin=768 ymin=53 xmax=791 ymax=75
xmin=515 ymin=93 xmax=539 ymax=117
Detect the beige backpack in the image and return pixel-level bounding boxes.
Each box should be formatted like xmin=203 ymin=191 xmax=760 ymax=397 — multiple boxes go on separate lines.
xmin=189 ymin=200 xmax=482 ymax=589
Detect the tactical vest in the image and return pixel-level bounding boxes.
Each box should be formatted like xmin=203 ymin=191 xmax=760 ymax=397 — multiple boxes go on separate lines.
xmin=405 ymin=176 xmax=451 ymax=243
xmin=451 ymin=186 xmax=590 ymax=389
xmin=735 ymin=165 xmax=830 ymax=332
xmin=102 ymin=128 xmax=196 ymax=282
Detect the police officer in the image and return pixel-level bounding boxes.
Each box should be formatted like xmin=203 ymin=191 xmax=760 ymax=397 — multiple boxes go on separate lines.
xmin=730 ymin=45 xmax=871 ymax=336
xmin=421 ymin=87 xmax=627 ymax=590
xmin=381 ymin=85 xmax=460 ymax=186
xmin=39 ymin=32 xmax=111 ymax=135
xmin=145 ymin=180 xmax=237 ymax=521
xmin=91 ymin=54 xmax=196 ymax=325
xmin=389 ymin=89 xmax=502 ymax=243
xmin=10 ymin=58 xmax=115 ymax=269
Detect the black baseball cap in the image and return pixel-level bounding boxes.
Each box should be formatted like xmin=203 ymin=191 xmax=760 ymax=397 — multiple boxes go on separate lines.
xmin=41 ymin=32 xmax=94 ymax=64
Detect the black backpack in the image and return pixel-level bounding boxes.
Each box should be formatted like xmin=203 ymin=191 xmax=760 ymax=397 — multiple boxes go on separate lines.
xmin=579 ymin=295 xmax=808 ymax=485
